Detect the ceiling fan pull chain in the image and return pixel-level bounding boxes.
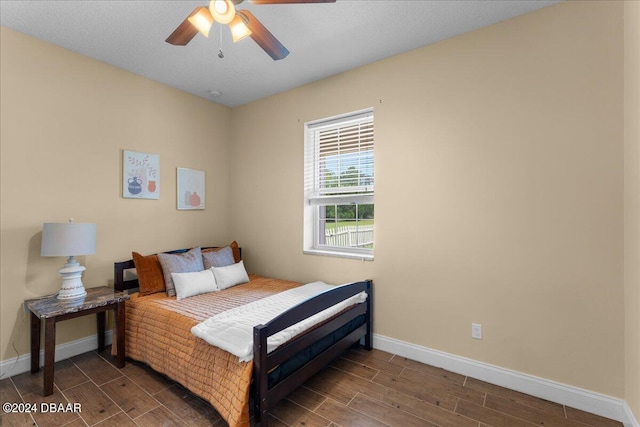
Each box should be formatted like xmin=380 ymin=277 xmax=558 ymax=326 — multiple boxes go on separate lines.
xmin=218 ymin=23 xmax=224 ymax=58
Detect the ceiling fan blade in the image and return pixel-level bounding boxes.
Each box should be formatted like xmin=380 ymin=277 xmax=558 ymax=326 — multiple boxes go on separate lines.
xmin=237 ymin=10 xmax=289 ymax=61
xmin=165 ymin=7 xmax=204 ymax=46
xmin=251 ymin=0 xmax=335 ymax=3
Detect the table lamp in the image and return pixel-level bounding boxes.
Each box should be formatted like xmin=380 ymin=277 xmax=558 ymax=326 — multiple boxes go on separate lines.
xmin=41 ymin=219 xmax=97 ymax=300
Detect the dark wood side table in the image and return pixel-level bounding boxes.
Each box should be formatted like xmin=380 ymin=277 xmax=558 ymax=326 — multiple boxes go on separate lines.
xmin=24 ymin=286 xmax=130 ymax=396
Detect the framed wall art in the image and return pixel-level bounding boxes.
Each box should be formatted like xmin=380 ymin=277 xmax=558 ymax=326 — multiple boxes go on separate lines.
xmin=123 ymin=150 xmax=159 ymax=199
xmin=177 ymin=168 xmax=205 ymax=210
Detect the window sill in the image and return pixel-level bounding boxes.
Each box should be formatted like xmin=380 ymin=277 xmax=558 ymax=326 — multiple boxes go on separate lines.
xmin=303 ymin=249 xmax=374 ymax=261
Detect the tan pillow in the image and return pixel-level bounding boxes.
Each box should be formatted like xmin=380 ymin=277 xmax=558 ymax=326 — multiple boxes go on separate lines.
xmin=132 ymin=252 xmax=165 ymax=296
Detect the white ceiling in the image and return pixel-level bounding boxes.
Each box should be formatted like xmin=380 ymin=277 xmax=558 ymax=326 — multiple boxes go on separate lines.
xmin=0 ymin=0 xmax=560 ymax=107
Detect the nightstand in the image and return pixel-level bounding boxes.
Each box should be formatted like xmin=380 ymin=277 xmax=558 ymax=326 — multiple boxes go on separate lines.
xmin=24 ymin=286 xmax=130 ymax=396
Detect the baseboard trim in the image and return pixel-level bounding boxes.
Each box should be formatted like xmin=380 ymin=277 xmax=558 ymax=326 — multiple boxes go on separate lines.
xmin=0 ymin=331 xmax=112 ymax=380
xmin=373 ymin=333 xmax=638 ymax=427
xmin=1 ymin=331 xmax=637 ymax=426
xmin=624 ymin=402 xmax=640 ymax=427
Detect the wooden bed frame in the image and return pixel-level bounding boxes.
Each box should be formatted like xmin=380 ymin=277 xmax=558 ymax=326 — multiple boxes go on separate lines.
xmin=114 ymin=247 xmax=373 ymax=427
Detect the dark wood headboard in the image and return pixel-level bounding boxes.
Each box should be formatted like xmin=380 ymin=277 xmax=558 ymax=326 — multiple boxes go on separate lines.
xmin=114 ymin=246 xmax=241 ymax=292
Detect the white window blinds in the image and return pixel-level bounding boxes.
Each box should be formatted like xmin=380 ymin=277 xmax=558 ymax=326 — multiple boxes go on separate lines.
xmin=304 ymin=109 xmax=374 ymax=205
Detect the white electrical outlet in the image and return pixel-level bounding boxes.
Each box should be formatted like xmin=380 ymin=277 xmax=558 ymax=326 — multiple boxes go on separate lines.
xmin=471 ymin=323 xmax=483 ymax=339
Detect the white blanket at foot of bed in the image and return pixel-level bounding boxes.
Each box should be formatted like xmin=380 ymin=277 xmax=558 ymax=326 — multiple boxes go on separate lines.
xmin=191 ymin=281 xmax=367 ymax=362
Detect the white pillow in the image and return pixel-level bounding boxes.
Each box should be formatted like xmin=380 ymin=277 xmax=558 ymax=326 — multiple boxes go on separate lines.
xmin=171 ymin=269 xmax=217 ymax=300
xmin=211 ymin=260 xmax=249 ymax=290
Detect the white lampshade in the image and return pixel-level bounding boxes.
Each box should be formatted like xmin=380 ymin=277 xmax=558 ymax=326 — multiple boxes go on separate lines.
xmin=41 ymin=222 xmax=96 ymax=257
xmin=41 ymin=219 xmax=96 ymax=300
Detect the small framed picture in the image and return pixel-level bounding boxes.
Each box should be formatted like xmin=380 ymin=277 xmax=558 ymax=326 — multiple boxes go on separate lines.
xmin=123 ymin=150 xmax=160 ymax=199
xmin=177 ymin=168 xmax=205 ymax=210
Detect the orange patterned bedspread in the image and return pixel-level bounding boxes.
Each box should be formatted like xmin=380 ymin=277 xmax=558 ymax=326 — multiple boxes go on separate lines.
xmin=123 ymin=274 xmax=301 ymax=427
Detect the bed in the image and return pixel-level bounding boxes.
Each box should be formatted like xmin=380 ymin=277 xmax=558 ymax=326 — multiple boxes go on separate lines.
xmin=113 ymin=245 xmax=373 ymax=427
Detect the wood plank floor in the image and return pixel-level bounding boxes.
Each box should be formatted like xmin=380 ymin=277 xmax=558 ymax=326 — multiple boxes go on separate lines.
xmin=0 ymin=346 xmax=623 ymax=427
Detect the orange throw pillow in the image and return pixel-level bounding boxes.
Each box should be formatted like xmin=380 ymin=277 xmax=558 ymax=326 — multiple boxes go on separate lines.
xmin=230 ymin=240 xmax=241 ymax=263
xmin=132 ymin=252 xmax=165 ymax=296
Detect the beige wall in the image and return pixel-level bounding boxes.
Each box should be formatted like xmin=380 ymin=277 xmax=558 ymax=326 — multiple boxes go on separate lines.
xmin=0 ymin=0 xmax=635 ymax=410
xmin=625 ymin=0 xmax=640 ymax=419
xmin=0 ymin=28 xmax=232 ymax=360
xmin=230 ymin=1 xmax=626 ymax=398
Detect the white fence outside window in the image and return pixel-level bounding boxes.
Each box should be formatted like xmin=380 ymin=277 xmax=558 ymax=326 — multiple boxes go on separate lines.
xmin=324 ymin=225 xmax=374 ymax=248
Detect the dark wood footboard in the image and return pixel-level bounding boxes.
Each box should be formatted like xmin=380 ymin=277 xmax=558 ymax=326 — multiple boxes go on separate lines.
xmin=252 ymin=279 xmax=373 ymax=426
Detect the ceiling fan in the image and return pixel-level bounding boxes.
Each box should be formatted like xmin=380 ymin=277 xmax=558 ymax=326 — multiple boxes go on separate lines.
xmin=166 ymin=0 xmax=336 ymax=61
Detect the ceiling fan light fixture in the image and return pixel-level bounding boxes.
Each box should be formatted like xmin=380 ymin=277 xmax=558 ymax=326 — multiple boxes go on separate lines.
xmin=230 ymin=15 xmax=252 ymax=43
xmin=209 ymin=0 xmax=235 ymax=25
xmin=187 ymin=7 xmax=214 ymax=37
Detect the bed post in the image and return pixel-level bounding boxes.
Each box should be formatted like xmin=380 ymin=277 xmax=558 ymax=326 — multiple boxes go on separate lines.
xmin=364 ymin=279 xmax=373 ymax=351
xmin=253 ymin=324 xmax=269 ymax=427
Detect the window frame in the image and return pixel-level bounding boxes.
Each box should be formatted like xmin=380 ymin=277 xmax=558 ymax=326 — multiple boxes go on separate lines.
xmin=303 ymin=108 xmax=374 ymax=261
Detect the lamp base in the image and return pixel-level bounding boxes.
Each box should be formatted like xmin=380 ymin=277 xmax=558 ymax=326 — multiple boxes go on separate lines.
xmin=57 ymin=261 xmax=87 ymax=300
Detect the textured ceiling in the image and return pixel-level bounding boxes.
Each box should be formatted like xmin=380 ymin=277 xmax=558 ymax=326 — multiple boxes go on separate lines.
xmin=0 ymin=0 xmax=560 ymax=107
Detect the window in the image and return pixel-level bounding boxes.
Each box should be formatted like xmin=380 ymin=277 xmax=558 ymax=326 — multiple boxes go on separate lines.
xmin=304 ymin=109 xmax=374 ymax=259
